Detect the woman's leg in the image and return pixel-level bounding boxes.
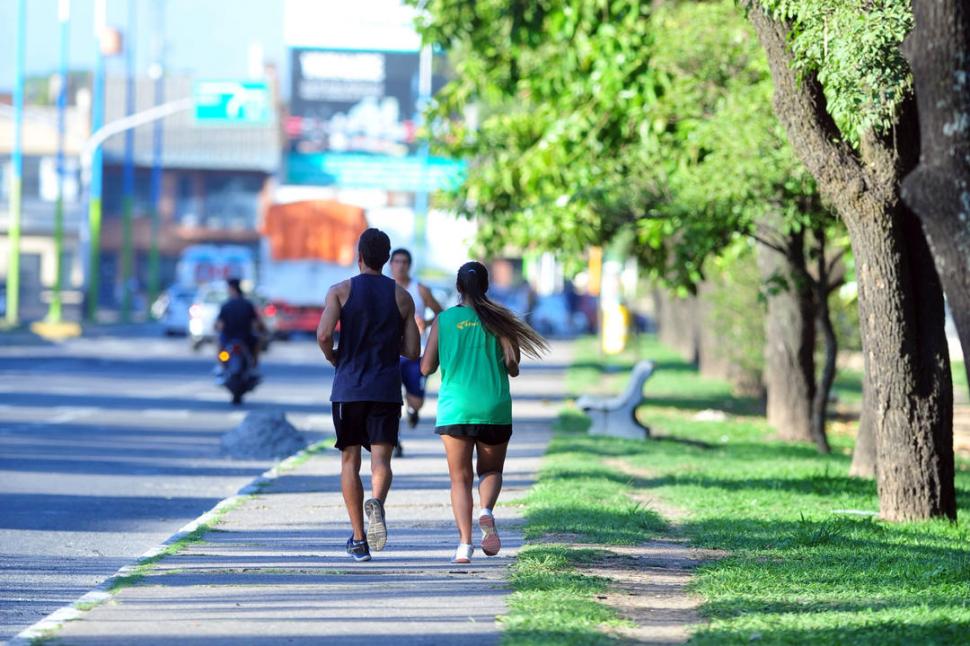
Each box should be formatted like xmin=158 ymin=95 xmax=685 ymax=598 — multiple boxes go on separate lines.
xmin=441 ymin=435 xmax=475 ymax=544
xmin=476 ymin=441 xmax=509 ymax=510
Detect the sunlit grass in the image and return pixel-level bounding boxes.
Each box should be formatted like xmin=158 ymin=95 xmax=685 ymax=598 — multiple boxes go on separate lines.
xmin=508 ymin=334 xmax=970 ymax=645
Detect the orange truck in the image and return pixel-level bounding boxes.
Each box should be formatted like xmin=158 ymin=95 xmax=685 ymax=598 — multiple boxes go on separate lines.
xmin=259 ymin=200 xmax=367 ymax=337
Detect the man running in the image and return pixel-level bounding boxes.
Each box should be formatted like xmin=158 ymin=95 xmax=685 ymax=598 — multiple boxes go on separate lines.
xmin=317 ymin=229 xmax=420 ymax=562
xmin=389 ymin=248 xmax=443 ymax=439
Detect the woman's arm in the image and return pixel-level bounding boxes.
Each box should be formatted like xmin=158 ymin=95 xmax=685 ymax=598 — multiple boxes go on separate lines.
xmin=420 ymin=319 xmax=440 ymax=376
xmin=500 ymin=336 xmax=520 ymax=377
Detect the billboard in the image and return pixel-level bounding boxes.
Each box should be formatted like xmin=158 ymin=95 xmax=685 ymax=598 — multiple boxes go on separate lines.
xmin=285 ymin=47 xmax=463 ymax=190
xmin=288 ymin=48 xmax=422 ymax=156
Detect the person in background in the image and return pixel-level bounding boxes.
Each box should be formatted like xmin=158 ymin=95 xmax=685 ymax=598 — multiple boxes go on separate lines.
xmin=317 ymin=229 xmax=421 ymax=562
xmin=420 ymin=261 xmax=548 ymax=563
xmin=389 ymin=248 xmax=443 ymax=457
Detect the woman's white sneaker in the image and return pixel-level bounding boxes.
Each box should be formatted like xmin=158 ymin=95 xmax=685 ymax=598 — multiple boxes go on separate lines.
xmin=452 ymin=543 xmax=474 ymax=564
xmin=479 ymin=514 xmax=501 ymax=556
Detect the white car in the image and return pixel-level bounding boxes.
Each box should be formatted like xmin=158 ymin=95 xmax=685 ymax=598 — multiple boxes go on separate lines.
xmin=152 ymin=285 xmax=196 ymax=336
xmin=188 ymin=283 xmax=228 ymax=350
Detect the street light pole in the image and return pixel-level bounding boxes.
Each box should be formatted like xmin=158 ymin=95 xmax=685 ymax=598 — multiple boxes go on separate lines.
xmin=86 ymin=0 xmax=107 ymax=322
xmin=49 ymin=0 xmax=71 ymax=324
xmin=412 ymin=45 xmax=432 ymax=271
xmin=120 ymin=0 xmax=137 ymax=323
xmin=5 ymin=0 xmax=26 ymax=326
xmin=148 ymin=0 xmax=166 ymax=311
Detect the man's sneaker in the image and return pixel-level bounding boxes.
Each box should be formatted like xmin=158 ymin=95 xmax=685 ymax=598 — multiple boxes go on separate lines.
xmin=364 ymin=498 xmax=388 ymax=551
xmin=394 ymin=443 xmax=404 ymax=458
xmin=480 ymin=514 xmax=501 ymax=556
xmin=346 ymin=536 xmax=371 ymax=562
xmin=407 ymin=408 xmax=419 ymax=428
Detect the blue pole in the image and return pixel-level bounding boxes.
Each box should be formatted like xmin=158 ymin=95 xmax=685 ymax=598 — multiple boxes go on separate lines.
xmin=49 ymin=0 xmax=71 ymax=323
xmin=86 ymin=1 xmax=106 ymax=322
xmin=148 ymin=0 xmax=165 ymax=311
xmin=412 ymin=46 xmax=432 ymax=271
xmin=120 ymin=0 xmax=137 ymax=322
xmin=5 ymin=0 xmax=26 ymax=326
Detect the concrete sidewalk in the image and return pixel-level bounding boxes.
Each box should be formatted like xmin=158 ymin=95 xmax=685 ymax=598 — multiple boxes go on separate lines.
xmin=39 ymin=344 xmax=571 ymax=645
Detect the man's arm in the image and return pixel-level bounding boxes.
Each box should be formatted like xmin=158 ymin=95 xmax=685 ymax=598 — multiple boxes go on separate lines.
xmin=250 ymin=301 xmax=267 ymax=334
xmin=420 ymin=319 xmax=440 ymax=376
xmin=418 ymin=283 xmax=444 ymax=317
xmin=397 ymin=286 xmax=420 ymax=360
xmin=214 ymin=305 xmax=225 ymax=334
xmin=316 ymin=285 xmax=343 ymax=367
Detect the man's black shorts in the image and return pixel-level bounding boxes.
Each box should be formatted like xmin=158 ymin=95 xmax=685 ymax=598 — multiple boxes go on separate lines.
xmin=333 ymin=401 xmax=401 ymax=451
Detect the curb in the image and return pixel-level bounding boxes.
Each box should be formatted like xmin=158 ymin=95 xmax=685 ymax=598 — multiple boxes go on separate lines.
xmin=9 ymin=440 xmax=328 ymax=646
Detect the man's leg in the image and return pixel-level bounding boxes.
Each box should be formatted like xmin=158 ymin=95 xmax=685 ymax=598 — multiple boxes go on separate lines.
xmin=405 ymin=393 xmax=424 ymax=424
xmin=340 ymin=446 xmax=365 ymax=541
xmin=402 ymin=359 xmax=425 ymax=428
xmin=369 ymin=443 xmax=394 ymax=502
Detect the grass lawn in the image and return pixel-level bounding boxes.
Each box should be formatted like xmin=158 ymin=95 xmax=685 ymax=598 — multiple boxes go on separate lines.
xmin=504 ymin=334 xmax=970 ymax=645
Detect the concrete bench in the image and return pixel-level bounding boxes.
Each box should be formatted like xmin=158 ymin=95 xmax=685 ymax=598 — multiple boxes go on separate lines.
xmin=576 ymin=360 xmax=654 ymax=440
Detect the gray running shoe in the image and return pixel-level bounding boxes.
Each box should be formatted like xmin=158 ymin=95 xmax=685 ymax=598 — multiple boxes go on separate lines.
xmin=364 ymin=498 xmax=387 ymax=551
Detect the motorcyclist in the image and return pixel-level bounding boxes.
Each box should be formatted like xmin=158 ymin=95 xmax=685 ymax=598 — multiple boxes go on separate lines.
xmin=215 ymin=278 xmax=266 ymax=368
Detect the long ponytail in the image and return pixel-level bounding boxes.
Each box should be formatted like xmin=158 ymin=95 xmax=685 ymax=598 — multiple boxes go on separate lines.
xmin=456 ymin=261 xmax=549 ymax=360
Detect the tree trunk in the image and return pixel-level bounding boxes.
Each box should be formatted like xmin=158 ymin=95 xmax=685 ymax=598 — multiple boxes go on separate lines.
xmin=809 ymin=227 xmax=835 ymax=455
xmin=655 ymin=289 xmax=699 ymax=364
xmin=850 ymin=390 xmax=878 ymax=478
xmin=850 ymin=204 xmax=955 ymax=520
xmin=901 ymin=0 xmax=970 ymax=398
xmin=745 ymin=1 xmax=956 ymax=520
xmin=757 ymin=227 xmax=817 ymax=444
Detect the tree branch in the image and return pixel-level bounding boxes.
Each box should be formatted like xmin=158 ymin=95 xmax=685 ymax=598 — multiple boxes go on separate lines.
xmin=740 ymin=1 xmax=874 ymax=207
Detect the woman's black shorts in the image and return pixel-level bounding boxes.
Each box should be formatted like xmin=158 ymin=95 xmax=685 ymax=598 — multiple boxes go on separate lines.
xmin=435 ymin=424 xmax=513 ymax=446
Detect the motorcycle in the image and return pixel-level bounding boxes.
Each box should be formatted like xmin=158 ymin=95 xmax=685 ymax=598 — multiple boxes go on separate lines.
xmin=215 ymin=339 xmax=260 ymax=405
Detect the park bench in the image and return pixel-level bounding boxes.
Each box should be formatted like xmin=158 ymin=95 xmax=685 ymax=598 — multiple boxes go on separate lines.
xmin=576 ymin=360 xmax=654 ymax=440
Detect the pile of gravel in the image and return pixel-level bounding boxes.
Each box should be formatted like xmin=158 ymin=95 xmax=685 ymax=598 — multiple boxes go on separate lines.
xmin=221 ymin=410 xmax=308 ymax=460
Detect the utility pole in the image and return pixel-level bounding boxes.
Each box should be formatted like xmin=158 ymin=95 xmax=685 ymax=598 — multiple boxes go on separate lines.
xmin=86 ymin=0 xmax=107 ymax=322
xmin=148 ymin=0 xmax=166 ymax=310
xmin=5 ymin=0 xmax=26 ymax=326
xmin=120 ymin=0 xmax=137 ymax=322
xmin=49 ymin=0 xmax=71 ymax=323
xmin=412 ymin=45 xmax=432 ymax=273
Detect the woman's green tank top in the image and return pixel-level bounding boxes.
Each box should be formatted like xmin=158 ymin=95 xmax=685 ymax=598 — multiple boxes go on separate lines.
xmin=435 ymin=305 xmax=512 ymax=427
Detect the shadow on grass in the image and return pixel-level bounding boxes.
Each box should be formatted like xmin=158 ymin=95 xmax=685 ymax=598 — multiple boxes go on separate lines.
xmin=524 ymin=503 xmax=666 ymax=544
xmin=693 ymin=620 xmax=970 ymax=646
xmin=502 ymin=628 xmax=623 ymax=646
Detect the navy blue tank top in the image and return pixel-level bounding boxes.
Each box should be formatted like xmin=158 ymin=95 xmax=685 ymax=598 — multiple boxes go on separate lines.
xmin=330 ymin=274 xmax=403 ymax=403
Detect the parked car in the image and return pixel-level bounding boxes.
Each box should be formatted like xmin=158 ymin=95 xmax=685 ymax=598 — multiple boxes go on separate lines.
xmin=151 ymin=285 xmax=196 ymax=336
xmin=188 ymin=283 xmax=227 ymax=350
xmin=189 ymin=282 xmax=277 ymax=351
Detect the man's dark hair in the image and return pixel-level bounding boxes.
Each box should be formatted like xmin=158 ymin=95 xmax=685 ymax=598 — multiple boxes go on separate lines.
xmin=358 ymin=228 xmax=392 ymax=270
xmin=227 ymin=278 xmax=242 ymax=294
xmin=391 ymin=248 xmax=412 ymax=265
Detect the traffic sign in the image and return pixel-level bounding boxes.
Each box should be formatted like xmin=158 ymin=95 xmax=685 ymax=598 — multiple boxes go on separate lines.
xmin=193 ymin=81 xmax=271 ymax=124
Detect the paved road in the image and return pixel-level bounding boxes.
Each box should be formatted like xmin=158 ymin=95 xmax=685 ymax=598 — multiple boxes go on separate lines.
xmin=44 ymin=343 xmax=569 ymax=645
xmin=0 ymin=330 xmax=336 ymax=641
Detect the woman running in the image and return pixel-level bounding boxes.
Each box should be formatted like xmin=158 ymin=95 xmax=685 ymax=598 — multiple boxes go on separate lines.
xmin=421 ymin=261 xmax=548 ymax=564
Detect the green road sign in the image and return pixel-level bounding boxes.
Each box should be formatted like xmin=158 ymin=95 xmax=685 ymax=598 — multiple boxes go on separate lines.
xmin=193 ymin=81 xmax=271 ymax=124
